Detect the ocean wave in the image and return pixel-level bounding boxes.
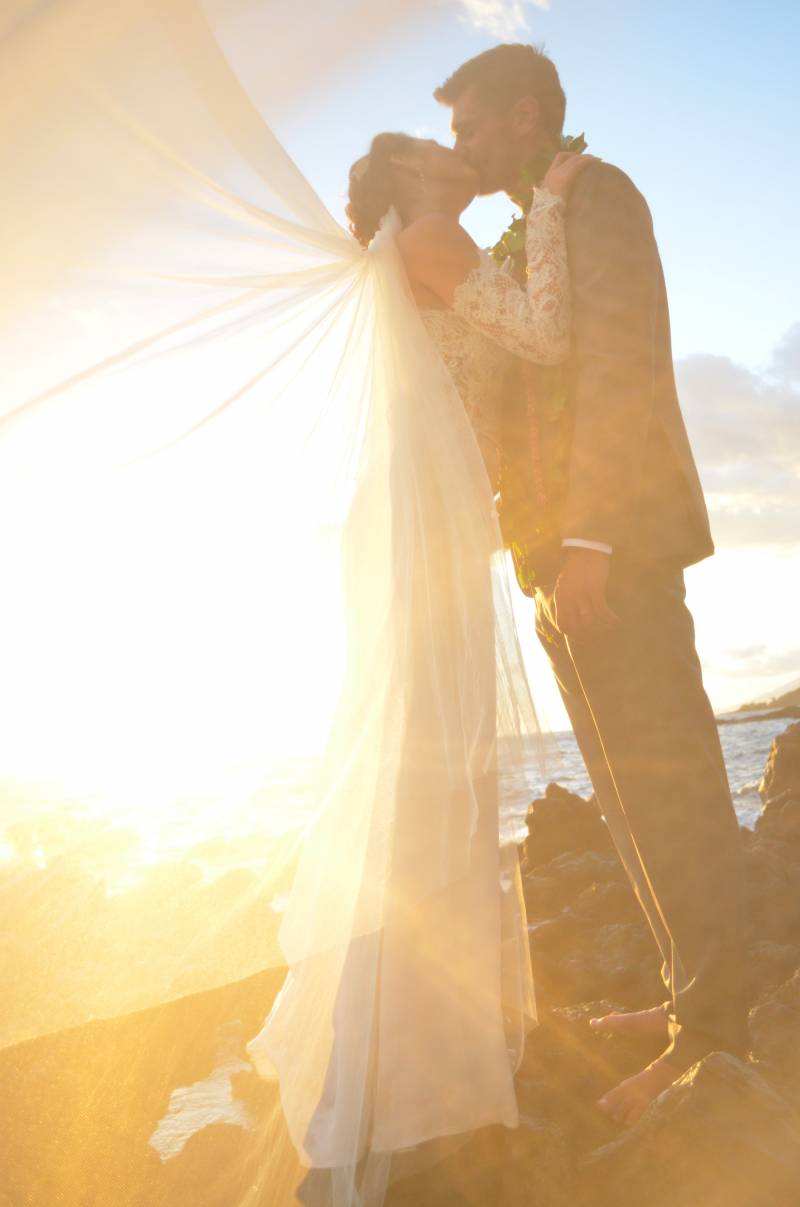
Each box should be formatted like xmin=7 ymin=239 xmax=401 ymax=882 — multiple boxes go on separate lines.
xmin=733 ymin=778 xmax=761 ymax=797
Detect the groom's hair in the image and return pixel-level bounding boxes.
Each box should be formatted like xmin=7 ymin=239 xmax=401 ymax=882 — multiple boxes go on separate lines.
xmin=434 ymin=44 xmax=566 ymax=139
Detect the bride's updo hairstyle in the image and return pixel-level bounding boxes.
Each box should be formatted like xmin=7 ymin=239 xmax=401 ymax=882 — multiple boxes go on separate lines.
xmin=346 ymin=132 xmax=417 ymax=247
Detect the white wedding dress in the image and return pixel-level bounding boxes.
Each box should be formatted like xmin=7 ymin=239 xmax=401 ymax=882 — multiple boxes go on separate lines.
xmin=0 ymin=6 xmax=566 ymax=1207
xmin=246 ymin=192 xmax=570 ymax=1206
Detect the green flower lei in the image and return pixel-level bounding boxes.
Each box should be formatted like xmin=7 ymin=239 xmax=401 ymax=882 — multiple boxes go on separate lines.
xmin=489 ymin=132 xmax=587 ymax=268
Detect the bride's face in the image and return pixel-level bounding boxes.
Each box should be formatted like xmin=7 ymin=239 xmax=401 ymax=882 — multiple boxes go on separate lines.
xmin=404 ymin=138 xmax=479 ymax=209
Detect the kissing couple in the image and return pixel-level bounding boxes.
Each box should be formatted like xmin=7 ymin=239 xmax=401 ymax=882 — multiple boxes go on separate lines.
xmin=246 ymin=38 xmax=747 ymax=1207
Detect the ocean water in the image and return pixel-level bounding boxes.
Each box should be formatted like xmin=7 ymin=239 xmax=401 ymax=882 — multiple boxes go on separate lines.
xmin=149 ymin=1021 xmax=256 ymax=1161
xmin=145 ymin=712 xmax=791 ymax=1162
xmin=498 ymin=714 xmax=789 ymax=846
xmin=0 ymin=708 xmax=789 ymax=1056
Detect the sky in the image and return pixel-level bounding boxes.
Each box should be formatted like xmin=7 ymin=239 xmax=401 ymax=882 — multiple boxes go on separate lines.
xmin=267 ymin=0 xmax=799 ymax=725
xmin=0 ymin=0 xmax=795 ymax=814
xmin=8 ymin=0 xmax=792 ymax=757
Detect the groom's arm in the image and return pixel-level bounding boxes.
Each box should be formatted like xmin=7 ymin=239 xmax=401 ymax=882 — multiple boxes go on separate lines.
xmin=561 ymin=162 xmax=661 ymax=550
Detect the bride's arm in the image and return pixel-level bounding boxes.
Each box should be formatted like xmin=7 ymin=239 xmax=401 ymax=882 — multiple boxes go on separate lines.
xmin=398 ymin=153 xmax=596 ymax=365
xmin=457 ymin=187 xmax=570 ymax=365
xmin=397 ymin=189 xmax=570 ymax=366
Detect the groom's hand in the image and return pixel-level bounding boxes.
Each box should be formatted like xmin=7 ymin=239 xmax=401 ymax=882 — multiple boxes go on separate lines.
xmin=553 ymin=548 xmax=620 ymax=640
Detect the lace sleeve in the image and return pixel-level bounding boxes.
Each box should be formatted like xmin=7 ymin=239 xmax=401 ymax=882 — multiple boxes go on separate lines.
xmin=450 ymin=188 xmax=570 ymax=365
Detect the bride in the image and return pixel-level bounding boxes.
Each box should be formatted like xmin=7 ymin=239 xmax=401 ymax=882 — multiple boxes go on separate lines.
xmin=244 ymin=137 xmax=591 ymax=1204
xmin=0 ymin=5 xmax=588 ymax=1206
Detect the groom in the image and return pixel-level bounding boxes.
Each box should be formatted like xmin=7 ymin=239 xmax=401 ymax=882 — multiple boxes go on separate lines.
xmin=435 ymin=44 xmax=748 ymax=1125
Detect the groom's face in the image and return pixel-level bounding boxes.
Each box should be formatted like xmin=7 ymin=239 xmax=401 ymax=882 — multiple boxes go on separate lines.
xmin=449 ymin=85 xmax=532 ymax=196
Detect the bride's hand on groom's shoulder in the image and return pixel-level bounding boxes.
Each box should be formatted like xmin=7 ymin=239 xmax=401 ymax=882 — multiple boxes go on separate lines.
xmin=542 ymin=152 xmax=600 ymax=200
xmin=553 ymin=547 xmax=620 ymax=641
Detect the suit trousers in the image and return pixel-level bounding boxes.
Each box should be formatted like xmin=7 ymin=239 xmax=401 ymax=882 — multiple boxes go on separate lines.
xmin=533 ymin=554 xmax=749 ymax=1065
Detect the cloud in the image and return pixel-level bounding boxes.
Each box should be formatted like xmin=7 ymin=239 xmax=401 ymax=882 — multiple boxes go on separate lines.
xmin=713 ymin=645 xmax=800 ymax=681
xmin=676 ymin=329 xmax=800 ymax=548
xmin=772 ymin=322 xmax=800 ymax=383
xmin=457 ymin=0 xmax=549 ymax=39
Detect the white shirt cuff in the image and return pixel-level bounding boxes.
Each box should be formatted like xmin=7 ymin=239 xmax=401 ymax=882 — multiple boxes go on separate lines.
xmin=562 ymin=538 xmax=613 ymax=555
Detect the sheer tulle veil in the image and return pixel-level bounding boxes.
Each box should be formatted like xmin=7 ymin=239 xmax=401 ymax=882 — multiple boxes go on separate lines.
xmin=0 ymin=2 xmax=548 ymax=1202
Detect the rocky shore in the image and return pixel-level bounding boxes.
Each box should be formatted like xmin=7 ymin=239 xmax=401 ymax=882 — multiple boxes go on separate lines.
xmin=718 ymin=704 xmax=800 ymax=726
xmin=3 ymin=724 xmax=800 ymax=1206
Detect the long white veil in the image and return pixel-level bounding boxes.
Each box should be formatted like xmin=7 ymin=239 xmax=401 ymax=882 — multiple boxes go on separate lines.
xmin=0 ymin=2 xmax=547 ymax=1203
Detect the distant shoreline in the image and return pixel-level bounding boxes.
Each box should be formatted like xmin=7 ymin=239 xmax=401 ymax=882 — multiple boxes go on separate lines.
xmin=716 ymin=706 xmax=800 ymax=727
xmin=547 ymin=706 xmax=800 ymax=734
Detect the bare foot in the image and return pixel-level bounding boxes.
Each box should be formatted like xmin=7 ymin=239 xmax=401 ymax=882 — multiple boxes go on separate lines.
xmin=589 ymin=1003 xmax=669 ymax=1040
xmin=596 ymin=1051 xmax=687 ymax=1127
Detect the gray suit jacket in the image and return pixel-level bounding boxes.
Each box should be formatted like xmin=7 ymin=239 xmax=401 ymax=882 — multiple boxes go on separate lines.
xmin=499 ymin=161 xmax=714 ymax=587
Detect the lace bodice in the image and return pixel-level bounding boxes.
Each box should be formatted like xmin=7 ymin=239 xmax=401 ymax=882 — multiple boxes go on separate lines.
xmin=420 ymin=188 xmax=569 ymax=491
xmin=420 ymin=302 xmax=510 ymax=490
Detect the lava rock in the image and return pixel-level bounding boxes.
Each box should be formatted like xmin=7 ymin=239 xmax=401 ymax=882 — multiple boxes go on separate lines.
xmin=524 ymin=850 xmax=624 ymax=918
xmin=745 ymin=841 xmax=800 ymax=945
xmin=750 ymin=1002 xmax=800 ymax=1078
xmin=528 ymin=911 xmax=589 ymax=956
xmin=572 ymin=877 xmax=642 ymax=925
xmin=384 ymin=1120 xmax=569 ymax=1207
xmin=501 ymin=1114 xmax=572 ymax=1206
xmin=147 ymin=1123 xmax=257 ymax=1207
xmin=556 ymin=922 xmax=663 ymax=1003
xmin=773 ymin=967 xmax=800 ymax=1009
xmin=579 ymin=1052 xmax=800 ymax=1207
xmin=760 ymin=722 xmax=800 ymax=803
xmin=746 ymin=940 xmax=800 ymax=1003
xmin=523 ymin=784 xmax=616 ymax=869
xmin=230 ymin=1067 xmax=277 ymax=1117
xmin=749 ymin=965 xmax=800 ymax=1105
xmin=516 ymin=1000 xmax=667 ymax=1157
xmin=522 ymin=873 xmax=563 ymax=918
xmin=755 ymin=789 xmax=800 ymax=851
